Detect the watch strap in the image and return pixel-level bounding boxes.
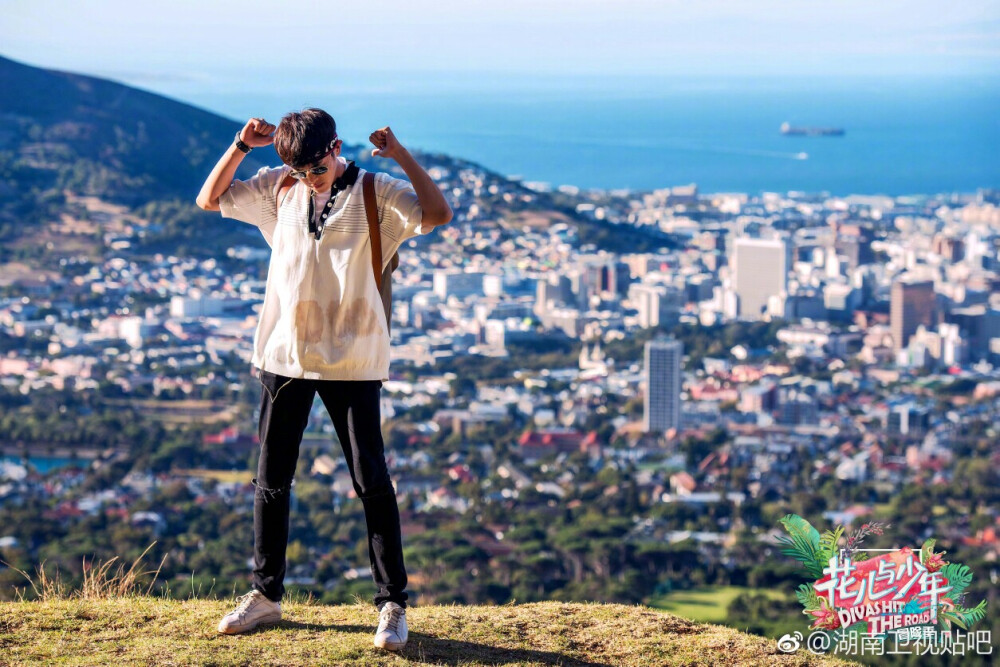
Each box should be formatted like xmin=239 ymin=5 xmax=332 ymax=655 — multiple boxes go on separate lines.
xmin=234 ymin=132 xmax=252 ymax=154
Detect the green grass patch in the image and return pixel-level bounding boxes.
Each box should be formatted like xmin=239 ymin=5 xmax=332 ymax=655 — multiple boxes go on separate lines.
xmin=647 ymin=586 xmax=788 ymax=623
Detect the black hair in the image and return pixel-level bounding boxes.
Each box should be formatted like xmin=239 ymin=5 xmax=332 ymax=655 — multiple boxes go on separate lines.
xmin=274 ymin=108 xmax=338 ymax=167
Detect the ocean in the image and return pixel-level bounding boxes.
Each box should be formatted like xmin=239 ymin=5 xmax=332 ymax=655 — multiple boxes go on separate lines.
xmin=140 ymin=71 xmax=999 ymax=196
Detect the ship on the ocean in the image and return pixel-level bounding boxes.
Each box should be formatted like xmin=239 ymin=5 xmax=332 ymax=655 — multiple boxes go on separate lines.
xmin=780 ymin=122 xmax=845 ymax=136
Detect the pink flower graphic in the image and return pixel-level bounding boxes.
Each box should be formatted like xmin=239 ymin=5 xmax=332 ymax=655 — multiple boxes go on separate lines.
xmin=808 ymin=601 xmax=842 ymax=630
xmin=925 ymin=552 xmax=947 ymax=572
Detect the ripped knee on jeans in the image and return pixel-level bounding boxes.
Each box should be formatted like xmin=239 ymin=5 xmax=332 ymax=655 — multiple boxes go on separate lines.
xmin=356 ymin=481 xmax=396 ymax=500
xmin=252 ymin=477 xmax=293 ymax=502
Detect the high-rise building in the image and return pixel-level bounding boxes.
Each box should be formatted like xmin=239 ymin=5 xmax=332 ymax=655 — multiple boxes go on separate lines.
xmin=535 ymin=274 xmax=572 ymax=316
xmin=777 ymin=388 xmax=818 ymax=426
xmin=833 ymin=223 xmax=875 ymax=269
xmin=643 ymin=338 xmax=683 ymax=433
xmin=890 ymin=278 xmax=936 ymax=353
xmin=732 ymin=237 xmax=788 ymax=320
xmin=606 ymin=261 xmax=632 ymax=297
xmin=432 ymin=269 xmax=485 ymax=300
xmin=685 ymin=274 xmax=716 ymax=304
xmin=945 ymin=303 xmax=1000 ymax=362
xmin=629 ymin=283 xmax=684 ymax=328
xmin=887 ymin=403 xmax=931 ymax=435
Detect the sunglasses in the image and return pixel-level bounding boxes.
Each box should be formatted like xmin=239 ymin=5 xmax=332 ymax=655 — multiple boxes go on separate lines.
xmin=288 ymin=164 xmax=329 ymax=180
xmin=287 ymin=138 xmax=338 ymax=179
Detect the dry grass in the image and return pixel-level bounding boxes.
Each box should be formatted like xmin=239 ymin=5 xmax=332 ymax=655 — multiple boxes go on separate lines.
xmin=0 ymin=597 xmax=859 ymax=666
xmin=3 ymin=543 xmax=165 ymax=602
xmin=0 ymin=549 xmax=859 ymax=665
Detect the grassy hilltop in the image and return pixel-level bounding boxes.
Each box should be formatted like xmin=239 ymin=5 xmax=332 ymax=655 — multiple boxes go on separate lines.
xmin=0 ymin=597 xmax=857 ymax=667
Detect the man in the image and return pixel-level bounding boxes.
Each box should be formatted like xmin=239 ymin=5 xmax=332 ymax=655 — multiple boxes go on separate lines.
xmin=196 ymin=109 xmax=452 ymax=650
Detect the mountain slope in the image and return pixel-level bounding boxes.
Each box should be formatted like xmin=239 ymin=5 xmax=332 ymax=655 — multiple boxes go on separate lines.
xmin=0 ymin=54 xmax=270 ymax=206
xmin=0 ymin=54 xmax=281 ymax=257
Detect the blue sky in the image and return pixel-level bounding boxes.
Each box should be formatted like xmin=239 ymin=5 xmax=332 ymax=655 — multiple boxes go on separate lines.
xmin=1 ymin=0 xmax=998 ymax=82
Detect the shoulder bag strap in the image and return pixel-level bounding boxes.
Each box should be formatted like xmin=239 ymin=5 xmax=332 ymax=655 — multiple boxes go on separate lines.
xmin=362 ymin=172 xmax=383 ymax=290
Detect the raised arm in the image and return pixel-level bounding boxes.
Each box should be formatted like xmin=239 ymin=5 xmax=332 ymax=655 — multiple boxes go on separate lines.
xmin=196 ymin=118 xmax=276 ymax=211
xmin=370 ymin=127 xmax=453 ymax=227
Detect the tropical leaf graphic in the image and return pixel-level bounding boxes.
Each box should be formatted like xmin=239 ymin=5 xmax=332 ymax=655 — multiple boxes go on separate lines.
xmin=777 ymin=514 xmax=825 ymax=578
xmin=940 ymin=563 xmax=972 ymax=601
xmin=819 ymin=526 xmax=844 ymax=563
xmin=941 ymin=610 xmax=969 ymax=631
xmin=796 ymin=583 xmax=821 ymax=610
xmin=941 ymin=599 xmax=988 ymax=631
xmin=957 ymin=599 xmax=988 ymax=629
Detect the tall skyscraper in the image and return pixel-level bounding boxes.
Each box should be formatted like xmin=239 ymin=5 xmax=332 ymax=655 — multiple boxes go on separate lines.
xmin=891 ymin=277 xmax=936 ymax=353
xmin=643 ymin=338 xmax=683 ymax=433
xmin=732 ymin=237 xmax=788 ymax=320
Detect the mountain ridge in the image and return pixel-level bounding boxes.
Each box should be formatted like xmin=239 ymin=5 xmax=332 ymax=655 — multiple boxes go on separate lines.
xmin=0 ymin=53 xmax=271 ymax=204
xmin=0 ymin=53 xmax=675 ymax=260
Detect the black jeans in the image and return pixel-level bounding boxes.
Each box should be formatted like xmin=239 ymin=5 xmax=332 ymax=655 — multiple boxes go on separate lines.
xmin=251 ymin=370 xmax=407 ymax=610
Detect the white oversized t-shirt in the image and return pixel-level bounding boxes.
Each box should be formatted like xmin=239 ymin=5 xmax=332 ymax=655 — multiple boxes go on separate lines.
xmin=219 ymin=157 xmax=424 ymax=381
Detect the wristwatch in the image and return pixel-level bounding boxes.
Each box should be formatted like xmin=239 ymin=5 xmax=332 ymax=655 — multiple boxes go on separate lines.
xmin=234 ymin=132 xmax=252 ymax=154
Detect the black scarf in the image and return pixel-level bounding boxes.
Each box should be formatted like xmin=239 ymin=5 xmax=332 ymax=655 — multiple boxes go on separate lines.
xmin=308 ymin=161 xmax=361 ymax=240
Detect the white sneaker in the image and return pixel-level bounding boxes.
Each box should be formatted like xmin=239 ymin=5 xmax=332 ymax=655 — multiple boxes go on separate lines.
xmin=373 ymin=602 xmax=408 ymax=651
xmin=217 ymin=590 xmax=282 ymax=634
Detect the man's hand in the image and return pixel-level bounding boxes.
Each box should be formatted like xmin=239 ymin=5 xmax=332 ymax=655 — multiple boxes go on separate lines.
xmin=371 ymin=125 xmax=453 ymax=227
xmin=369 ymin=126 xmax=405 ymax=161
xmin=240 ymin=118 xmax=276 ymax=148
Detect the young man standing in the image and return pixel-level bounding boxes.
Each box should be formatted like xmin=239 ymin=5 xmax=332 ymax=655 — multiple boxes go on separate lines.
xmin=196 ymin=109 xmax=452 ymax=650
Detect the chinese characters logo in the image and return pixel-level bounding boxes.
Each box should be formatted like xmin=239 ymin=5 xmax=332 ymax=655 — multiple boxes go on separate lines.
xmin=775 ymin=514 xmax=989 ymax=657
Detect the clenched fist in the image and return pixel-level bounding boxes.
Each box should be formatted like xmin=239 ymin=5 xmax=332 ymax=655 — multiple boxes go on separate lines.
xmin=369 ymin=126 xmax=404 ymax=160
xmin=239 ymin=118 xmax=276 ymax=148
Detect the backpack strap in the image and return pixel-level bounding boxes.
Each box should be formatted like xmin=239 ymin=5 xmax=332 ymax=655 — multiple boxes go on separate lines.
xmin=362 ymin=172 xmax=383 ymax=290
